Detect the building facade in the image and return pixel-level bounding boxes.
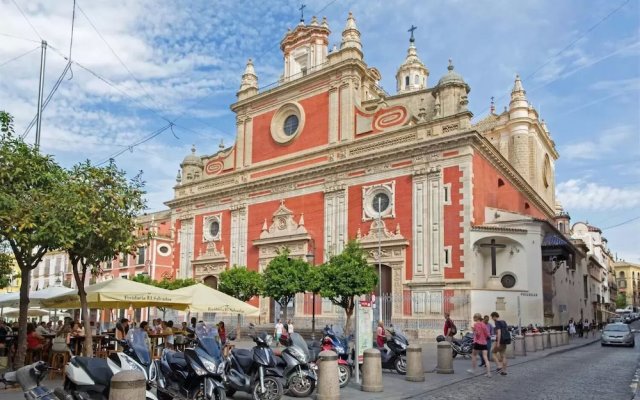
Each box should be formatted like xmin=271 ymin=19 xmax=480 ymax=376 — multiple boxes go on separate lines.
xmin=162 ymin=13 xmax=586 ymax=330
xmin=614 ymin=261 xmax=640 ymax=309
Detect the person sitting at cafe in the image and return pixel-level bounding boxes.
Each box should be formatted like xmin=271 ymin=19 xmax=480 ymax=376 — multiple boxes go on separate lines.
xmin=35 ymin=322 xmax=49 ymax=337
xmin=161 ymin=321 xmax=175 ymax=349
xmin=26 ymin=322 xmax=46 ymax=352
xmin=181 ymin=321 xmax=188 ymax=333
xmin=115 ymin=318 xmax=129 ymax=341
xmin=217 ymin=322 xmax=227 ymax=345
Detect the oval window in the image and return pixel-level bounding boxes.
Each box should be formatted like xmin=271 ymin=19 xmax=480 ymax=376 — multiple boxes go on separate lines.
xmin=209 ymin=220 xmax=220 ymax=238
xmin=283 ymin=115 xmax=299 ymax=136
xmin=372 ymin=192 xmax=390 ymax=213
xmin=157 ymin=244 xmax=171 ymax=256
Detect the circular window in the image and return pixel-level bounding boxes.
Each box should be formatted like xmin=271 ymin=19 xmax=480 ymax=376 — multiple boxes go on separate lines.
xmin=157 ymin=244 xmax=171 ymax=256
xmin=209 ymin=220 xmax=220 ymax=238
xmin=501 ymin=273 xmax=517 ymax=289
xmin=270 ymin=102 xmax=305 ymax=144
xmin=283 ymin=115 xmax=299 ymax=136
xmin=372 ymin=192 xmax=390 ymax=214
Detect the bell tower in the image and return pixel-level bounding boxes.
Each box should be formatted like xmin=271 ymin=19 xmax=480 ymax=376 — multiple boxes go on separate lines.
xmin=280 ymin=14 xmax=330 ymax=81
xmin=396 ymin=25 xmax=429 ymax=93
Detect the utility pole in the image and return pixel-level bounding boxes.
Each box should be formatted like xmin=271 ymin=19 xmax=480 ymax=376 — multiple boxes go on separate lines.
xmin=35 ymin=40 xmax=47 ymax=149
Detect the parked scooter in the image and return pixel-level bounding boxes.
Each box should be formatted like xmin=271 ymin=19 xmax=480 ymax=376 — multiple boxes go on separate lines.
xmin=156 ymin=323 xmax=226 ymax=400
xmin=436 ymin=329 xmax=474 ymax=358
xmin=380 ymin=326 xmax=408 ymax=374
xmin=1 ymin=361 xmax=68 ymax=400
xmin=275 ymin=332 xmax=316 ymax=397
xmin=223 ymin=325 xmax=283 ymax=400
xmin=316 ymin=325 xmax=352 ymax=388
xmin=64 ymin=329 xmax=158 ymax=400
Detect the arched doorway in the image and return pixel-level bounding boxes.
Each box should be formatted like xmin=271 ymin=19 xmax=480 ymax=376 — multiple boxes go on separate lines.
xmin=373 ymin=264 xmax=393 ymax=324
xmin=203 ymin=275 xmax=218 ymax=289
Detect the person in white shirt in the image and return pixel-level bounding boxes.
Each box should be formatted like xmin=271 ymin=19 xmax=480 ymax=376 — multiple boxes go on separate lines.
xmin=287 ymin=320 xmax=294 ymax=335
xmin=274 ymin=319 xmax=284 ymax=347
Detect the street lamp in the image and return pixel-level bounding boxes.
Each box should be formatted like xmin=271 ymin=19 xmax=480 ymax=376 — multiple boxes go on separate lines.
xmin=306 ymin=239 xmax=316 ymax=340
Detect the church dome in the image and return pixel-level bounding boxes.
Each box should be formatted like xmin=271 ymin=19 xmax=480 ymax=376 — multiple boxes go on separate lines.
xmin=437 ymin=59 xmax=466 ymax=87
xmin=182 ymin=145 xmax=203 ymax=167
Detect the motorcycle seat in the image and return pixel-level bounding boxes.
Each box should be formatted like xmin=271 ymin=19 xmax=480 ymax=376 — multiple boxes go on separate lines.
xmin=165 ymin=350 xmax=188 ymax=370
xmin=231 ymin=348 xmax=253 ymax=371
xmin=73 ymin=357 xmax=113 ymax=387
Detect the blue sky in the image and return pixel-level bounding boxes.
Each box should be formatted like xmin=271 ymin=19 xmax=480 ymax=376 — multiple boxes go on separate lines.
xmin=1 ymin=0 xmax=638 ymax=261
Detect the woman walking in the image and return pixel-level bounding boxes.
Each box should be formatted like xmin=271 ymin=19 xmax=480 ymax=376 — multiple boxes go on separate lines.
xmin=479 ymin=315 xmax=494 ymax=367
xmin=468 ymin=313 xmax=491 ymax=377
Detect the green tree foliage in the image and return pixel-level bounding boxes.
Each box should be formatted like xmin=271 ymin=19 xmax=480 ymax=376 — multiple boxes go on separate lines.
xmin=59 ymin=160 xmax=147 ymax=356
xmin=219 ymin=266 xmax=263 ymax=302
xmin=262 ymin=249 xmax=309 ymax=321
xmin=318 ymin=240 xmax=378 ymax=335
xmin=0 ymin=111 xmax=68 ymax=367
xmin=0 ymin=251 xmax=13 ymax=289
xmin=155 ymin=278 xmax=197 ymax=290
xmin=615 ymin=293 xmax=627 ymax=309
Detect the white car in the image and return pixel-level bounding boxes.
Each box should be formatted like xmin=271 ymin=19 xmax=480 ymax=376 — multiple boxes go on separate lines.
xmin=601 ymin=323 xmax=635 ymax=347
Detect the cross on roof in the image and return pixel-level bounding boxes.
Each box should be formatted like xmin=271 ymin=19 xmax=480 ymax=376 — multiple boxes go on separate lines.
xmin=408 ymin=25 xmax=417 ymax=42
xmin=299 ymin=3 xmax=306 ymax=22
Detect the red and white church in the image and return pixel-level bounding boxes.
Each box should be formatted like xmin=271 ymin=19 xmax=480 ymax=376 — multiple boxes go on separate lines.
xmin=157 ymin=13 xmax=584 ymax=330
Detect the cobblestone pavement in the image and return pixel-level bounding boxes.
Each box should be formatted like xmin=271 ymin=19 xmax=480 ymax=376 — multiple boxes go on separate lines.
xmin=413 ymin=338 xmax=639 ymax=400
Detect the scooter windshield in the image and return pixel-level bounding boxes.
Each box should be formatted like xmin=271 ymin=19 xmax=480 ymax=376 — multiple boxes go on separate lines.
xmin=289 ymin=332 xmax=310 ymax=360
xmin=127 ymin=328 xmax=151 ymax=365
xmin=196 ymin=324 xmax=221 ymax=360
xmin=391 ymin=327 xmax=408 ymax=345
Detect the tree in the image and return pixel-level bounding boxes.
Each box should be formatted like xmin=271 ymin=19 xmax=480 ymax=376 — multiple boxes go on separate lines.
xmin=616 ymin=293 xmax=627 ymax=309
xmin=0 ymin=251 xmax=13 ymax=289
xmin=219 ymin=266 xmax=263 ymax=302
xmin=262 ymin=249 xmax=309 ymax=321
xmin=0 ymin=111 xmax=68 ymax=367
xmin=318 ymin=240 xmax=378 ymax=335
xmin=130 ymin=275 xmax=196 ymax=318
xmin=60 ymin=160 xmax=147 ymax=356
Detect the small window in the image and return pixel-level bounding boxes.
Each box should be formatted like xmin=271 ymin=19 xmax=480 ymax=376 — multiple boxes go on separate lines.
xmin=137 ymin=247 xmax=146 ymax=265
xmin=444 ymin=248 xmax=450 ymax=265
xmin=158 ymin=244 xmax=171 ymax=256
xmin=498 ymin=178 xmax=505 ymax=187
xmin=121 ymin=253 xmax=128 ymax=267
xmin=525 ymin=202 xmax=530 ymax=210
xmin=443 ymin=187 xmax=449 ymax=203
xmin=405 ymin=76 xmax=409 ymax=88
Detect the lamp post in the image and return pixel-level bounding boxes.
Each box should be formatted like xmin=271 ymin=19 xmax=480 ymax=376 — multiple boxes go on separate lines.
xmin=377 ymin=197 xmax=382 ymax=323
xmin=306 ymin=239 xmax=316 ymax=340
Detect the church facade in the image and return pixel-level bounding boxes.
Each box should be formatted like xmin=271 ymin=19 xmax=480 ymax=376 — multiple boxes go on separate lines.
xmin=164 ymin=13 xmax=584 ymax=331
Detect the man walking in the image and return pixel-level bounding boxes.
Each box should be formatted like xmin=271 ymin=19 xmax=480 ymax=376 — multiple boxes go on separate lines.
xmin=274 ymin=319 xmax=284 ymax=347
xmin=491 ymin=312 xmax=509 ymax=376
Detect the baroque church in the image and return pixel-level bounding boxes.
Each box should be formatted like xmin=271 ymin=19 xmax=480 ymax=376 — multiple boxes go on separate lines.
xmin=161 ymin=12 xmax=591 ymax=331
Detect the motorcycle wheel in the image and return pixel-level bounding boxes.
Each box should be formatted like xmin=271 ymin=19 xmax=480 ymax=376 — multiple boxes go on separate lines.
xmin=394 ymin=355 xmax=407 ymax=375
xmin=212 ymin=387 xmax=227 ymax=400
xmin=452 ymin=349 xmax=458 ymax=358
xmin=287 ymin=374 xmax=315 ymax=397
xmin=338 ymin=364 xmax=351 ymax=388
xmin=252 ymin=377 xmax=283 ymax=400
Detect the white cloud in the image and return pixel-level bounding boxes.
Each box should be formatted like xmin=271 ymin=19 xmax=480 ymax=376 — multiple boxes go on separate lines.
xmin=560 ymin=125 xmax=635 ymax=161
xmin=557 ymin=179 xmax=640 ymax=211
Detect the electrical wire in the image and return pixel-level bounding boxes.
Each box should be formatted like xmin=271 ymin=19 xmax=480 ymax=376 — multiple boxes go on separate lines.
xmin=11 ymin=0 xmax=43 ymax=41
xmin=68 ymin=0 xmax=76 ymax=80
xmin=602 ymin=216 xmax=640 ymax=231
xmin=0 ymin=32 xmax=40 ymax=43
xmin=0 ymin=46 xmax=39 ymax=68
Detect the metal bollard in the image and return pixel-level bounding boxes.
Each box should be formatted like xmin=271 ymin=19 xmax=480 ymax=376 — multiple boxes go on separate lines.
xmin=109 ymin=370 xmax=145 ymax=400
xmin=316 ymin=350 xmax=340 ymax=400
xmin=361 ymin=348 xmax=383 ymax=392
xmin=505 ymin=340 xmax=515 ymax=359
xmin=524 ymin=333 xmax=536 ymax=353
xmin=436 ymin=341 xmax=454 ymax=374
xmin=514 ymin=335 xmax=526 ymax=356
xmin=543 ymin=332 xmax=550 ymax=349
xmin=405 ymin=344 xmax=424 ymax=382
xmin=534 ymin=333 xmax=543 ymax=351
xmin=550 ymin=331 xmax=558 ymax=348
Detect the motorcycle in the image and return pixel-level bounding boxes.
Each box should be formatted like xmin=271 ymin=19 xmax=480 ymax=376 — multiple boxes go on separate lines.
xmin=1 ymin=361 xmax=68 ymax=400
xmin=436 ymin=329 xmax=474 ymax=358
xmin=156 ymin=323 xmax=226 ymax=400
xmin=380 ymin=326 xmax=408 ymax=374
xmin=275 ymin=332 xmax=316 ymax=397
xmin=223 ymin=326 xmax=283 ymax=400
xmin=317 ymin=325 xmax=352 ymax=388
xmin=64 ymin=329 xmax=158 ymax=400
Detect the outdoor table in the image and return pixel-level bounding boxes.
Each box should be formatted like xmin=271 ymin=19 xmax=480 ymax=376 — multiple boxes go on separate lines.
xmin=148 ymin=333 xmax=171 ymax=358
xmin=70 ymin=335 xmax=105 ymax=355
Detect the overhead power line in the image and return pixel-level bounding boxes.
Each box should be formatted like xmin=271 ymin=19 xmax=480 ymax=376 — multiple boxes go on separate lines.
xmin=602 ymin=216 xmax=640 ymax=231
xmin=11 ymin=0 xmax=42 ymax=40
xmin=0 ymin=32 xmax=40 ymax=43
xmin=0 ymin=46 xmax=39 ymax=68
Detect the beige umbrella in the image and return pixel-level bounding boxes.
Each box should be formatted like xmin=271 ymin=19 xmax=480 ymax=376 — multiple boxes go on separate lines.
xmin=172 ymin=283 xmax=259 ymax=315
xmin=3 ymin=307 xmax=49 ymax=317
xmin=41 ymin=278 xmax=191 ymax=310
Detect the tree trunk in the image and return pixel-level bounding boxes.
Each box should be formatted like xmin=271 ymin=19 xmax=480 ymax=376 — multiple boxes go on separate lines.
xmin=281 ymin=298 xmax=288 ymax=322
xmin=14 ymin=269 xmax=31 ymax=368
xmin=344 ymin=297 xmax=355 ymax=337
xmin=79 ymin=286 xmax=93 ymax=357
xmin=236 ymin=313 xmax=242 ymax=340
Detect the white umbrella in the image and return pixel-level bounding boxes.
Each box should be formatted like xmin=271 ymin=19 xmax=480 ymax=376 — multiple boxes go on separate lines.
xmin=0 ymin=286 xmax=75 ymax=308
xmin=3 ymin=307 xmax=49 ymax=317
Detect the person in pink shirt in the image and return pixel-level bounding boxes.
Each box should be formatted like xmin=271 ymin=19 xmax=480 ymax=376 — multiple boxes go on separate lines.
xmin=467 ymin=313 xmax=491 ymax=377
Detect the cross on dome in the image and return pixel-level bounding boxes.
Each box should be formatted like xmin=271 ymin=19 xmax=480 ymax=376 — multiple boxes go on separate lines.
xmin=408 ymin=25 xmax=417 ymax=42
xmin=299 ymin=3 xmax=306 ymax=22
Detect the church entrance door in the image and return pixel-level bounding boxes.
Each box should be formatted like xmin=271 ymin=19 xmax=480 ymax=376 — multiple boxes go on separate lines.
xmin=373 ymin=264 xmax=393 ymax=324
xmin=203 ymin=275 xmax=218 ymax=289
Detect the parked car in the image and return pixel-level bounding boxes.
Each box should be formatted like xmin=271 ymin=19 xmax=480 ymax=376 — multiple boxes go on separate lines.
xmin=601 ymin=323 xmax=635 ymax=347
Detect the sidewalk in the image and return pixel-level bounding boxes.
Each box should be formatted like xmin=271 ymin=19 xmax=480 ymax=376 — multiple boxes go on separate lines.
xmin=338 ymin=333 xmax=601 ymax=400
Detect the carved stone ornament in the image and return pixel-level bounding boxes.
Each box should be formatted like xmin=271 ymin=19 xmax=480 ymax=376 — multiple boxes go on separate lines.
xmin=258 ymin=200 xmax=309 ymax=240
xmin=192 ymin=241 xmax=228 ymax=277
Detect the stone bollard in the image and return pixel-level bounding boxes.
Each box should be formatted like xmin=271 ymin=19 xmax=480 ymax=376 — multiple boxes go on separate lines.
xmin=534 ymin=333 xmax=543 ymax=351
xmin=316 ymin=350 xmax=340 ymax=400
xmin=563 ymin=330 xmax=569 ymax=346
xmin=361 ymin=348 xmax=383 ymax=392
xmin=524 ymin=333 xmax=536 ymax=353
xmin=436 ymin=341 xmax=454 ymax=374
xmin=550 ymin=331 xmax=558 ymax=348
xmin=109 ymin=370 xmax=145 ymax=400
xmin=505 ymin=340 xmax=515 ymax=359
xmin=405 ymin=344 xmax=424 ymax=382
xmin=543 ymin=331 xmax=550 ymax=349
xmin=514 ymin=335 xmax=526 ymax=356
